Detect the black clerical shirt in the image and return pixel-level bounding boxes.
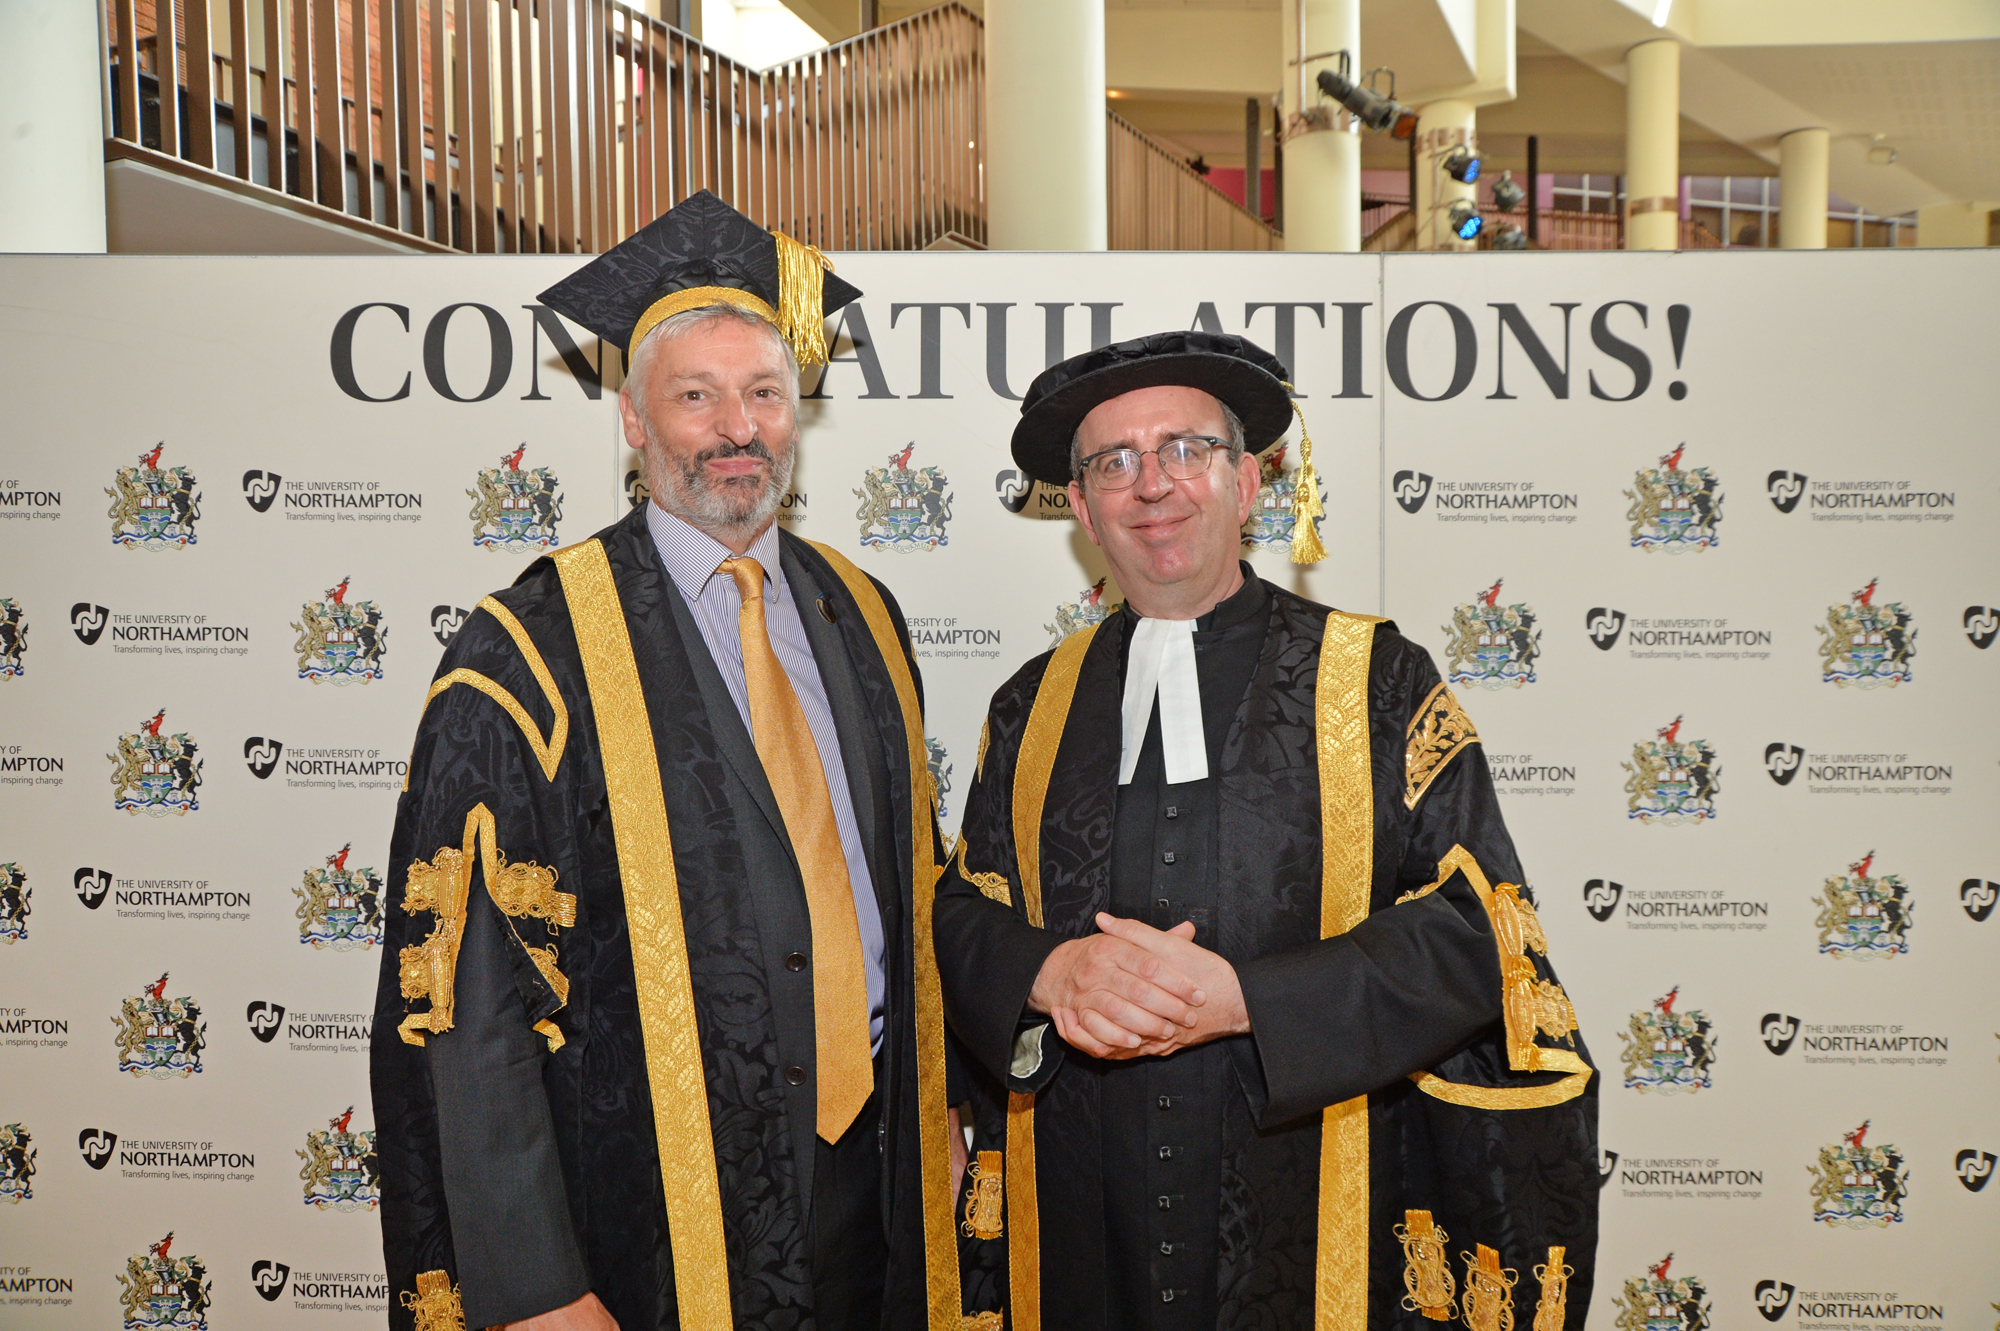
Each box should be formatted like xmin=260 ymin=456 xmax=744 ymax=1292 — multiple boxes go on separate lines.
xmin=1102 ymin=567 xmax=1267 ymax=1329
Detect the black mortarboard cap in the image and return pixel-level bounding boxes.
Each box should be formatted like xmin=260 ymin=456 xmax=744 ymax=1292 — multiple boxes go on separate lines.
xmin=536 ymin=189 xmax=862 ymax=364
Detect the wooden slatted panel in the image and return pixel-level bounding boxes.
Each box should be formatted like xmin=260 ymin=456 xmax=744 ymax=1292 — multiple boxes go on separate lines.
xmin=184 ymin=0 xmax=216 ymax=166
xmin=228 ymin=0 xmax=252 ymax=177
xmin=350 ymin=0 xmax=372 ymax=220
xmin=467 ymin=0 xmax=492 ymax=249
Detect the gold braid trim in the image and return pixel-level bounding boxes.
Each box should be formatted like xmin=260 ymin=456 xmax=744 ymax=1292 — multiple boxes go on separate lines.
xmin=975 ymin=718 xmax=991 ymax=781
xmin=417 ymin=596 xmax=569 ymax=784
xmin=962 ymin=1150 xmax=1005 ymax=1239
xmin=962 ymin=1315 xmax=1005 ymax=1331
xmin=1405 ymin=682 xmax=1479 ymax=810
xmin=627 ymin=286 xmax=779 ymax=360
xmin=1532 ymin=1246 xmax=1571 ymax=1331
xmin=397 ymin=803 xmax=574 ymax=1051
xmin=1462 ymin=1244 xmax=1518 ymax=1331
xmin=401 ymin=1270 xmax=465 ymax=1331
xmin=1396 ymin=1209 xmax=1457 ymax=1320
xmin=952 ymin=836 xmax=1013 ymax=906
xmin=1402 ymin=846 xmax=1594 ymax=1108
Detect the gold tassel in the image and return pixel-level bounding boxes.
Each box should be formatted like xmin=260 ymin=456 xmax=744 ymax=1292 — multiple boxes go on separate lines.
xmin=773 ymin=231 xmax=834 ymax=368
xmin=1396 ymin=1209 xmax=1457 ymax=1320
xmin=1532 ymin=1246 xmax=1571 ymax=1331
xmin=1279 ymin=384 xmax=1326 ymax=565
xmin=962 ymin=1150 xmax=1005 ymax=1240
xmin=400 ymin=1270 xmax=465 ymax=1331
xmin=1461 ymin=1244 xmax=1518 ymax=1331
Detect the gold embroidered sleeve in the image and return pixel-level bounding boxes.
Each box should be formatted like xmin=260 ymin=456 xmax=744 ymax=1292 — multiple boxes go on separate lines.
xmin=952 ymin=837 xmax=1013 ymax=907
xmin=400 ymin=1271 xmax=465 ymax=1331
xmin=416 ymin=596 xmax=569 ymax=783
xmin=398 ymin=802 xmax=573 ymax=1052
xmin=1405 ymin=682 xmax=1479 ymax=811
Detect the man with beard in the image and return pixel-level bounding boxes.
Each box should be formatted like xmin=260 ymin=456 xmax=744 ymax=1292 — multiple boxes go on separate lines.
xmin=935 ymin=332 xmax=1597 ymax=1330
xmin=372 ymin=192 xmax=962 ymax=1331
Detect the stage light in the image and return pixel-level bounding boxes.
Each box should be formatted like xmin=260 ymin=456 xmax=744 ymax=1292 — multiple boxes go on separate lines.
xmin=1442 ymin=146 xmax=1482 ymax=184
xmin=1315 ymin=68 xmax=1418 ymax=139
xmin=1491 ymin=170 xmax=1526 ymax=212
xmin=1448 ymin=202 xmax=1483 ymax=240
xmin=1492 ymin=223 xmax=1528 ymax=250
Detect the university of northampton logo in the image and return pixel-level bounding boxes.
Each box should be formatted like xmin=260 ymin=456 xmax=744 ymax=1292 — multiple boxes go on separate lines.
xmin=1965 ymin=605 xmax=1998 ymax=650
xmin=1 ymin=862 xmax=28 ymax=943
xmin=298 ymin=1106 xmax=381 ymax=1212
xmin=114 ymin=974 xmax=206 ymax=1079
xmin=1818 ymin=578 xmax=1915 ymax=688
xmin=0 ymin=598 xmax=25 ymax=677
xmin=107 ymin=444 xmax=201 ymax=549
xmin=854 ymin=443 xmax=953 ymax=551
xmin=1392 ymin=469 xmax=1433 ymax=513
xmin=926 ymin=738 xmax=953 ymax=822
xmin=296 ymin=844 xmax=385 ymax=951
xmin=1810 ymin=1120 xmax=1907 ymax=1228
xmin=293 ymin=578 xmax=385 ymax=684
xmin=1621 ymin=716 xmax=1718 ymax=825
xmin=1624 ymin=444 xmax=1721 ymax=552
xmin=1767 ymin=470 xmax=1807 ymax=513
xmin=1813 ymin=851 xmax=1911 ymax=960
xmin=0 ymin=1122 xmax=34 ymax=1201
xmin=1242 ymin=445 xmax=1322 ymax=550
xmin=469 ymin=444 xmax=564 ymax=551
xmin=1619 ymin=987 xmax=1715 ymax=1094
xmin=1045 ymin=578 xmax=1111 ymax=649
xmin=118 ymin=1233 xmax=212 ymax=1331
xmin=1443 ymin=578 xmax=1540 ymax=690
xmin=1613 ymin=1253 xmax=1709 ymax=1331
xmin=109 ymin=711 xmax=203 ymax=816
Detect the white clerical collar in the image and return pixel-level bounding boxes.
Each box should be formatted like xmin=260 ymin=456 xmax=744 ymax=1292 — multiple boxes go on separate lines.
xmin=1120 ymin=615 xmax=1207 ymax=786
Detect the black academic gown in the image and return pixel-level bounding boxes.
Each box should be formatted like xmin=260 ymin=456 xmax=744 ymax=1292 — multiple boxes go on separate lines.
xmin=369 ymin=504 xmax=944 ymax=1331
xmin=935 ymin=571 xmax=1598 ymax=1331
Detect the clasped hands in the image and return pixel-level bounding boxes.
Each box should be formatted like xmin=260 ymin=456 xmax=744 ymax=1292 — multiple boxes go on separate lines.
xmin=1027 ymin=913 xmax=1248 ymax=1060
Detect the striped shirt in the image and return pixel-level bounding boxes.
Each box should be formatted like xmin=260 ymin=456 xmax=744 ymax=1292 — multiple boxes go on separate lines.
xmin=646 ymin=503 xmax=886 ymax=1051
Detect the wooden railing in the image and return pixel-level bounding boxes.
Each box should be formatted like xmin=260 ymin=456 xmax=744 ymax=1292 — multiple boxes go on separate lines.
xmin=1108 ymin=113 xmax=1279 ymax=252
xmin=105 ymin=0 xmax=986 ymax=252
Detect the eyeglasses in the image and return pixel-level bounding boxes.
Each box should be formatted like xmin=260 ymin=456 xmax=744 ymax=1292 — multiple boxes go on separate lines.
xmin=1076 ymin=436 xmax=1229 ymax=492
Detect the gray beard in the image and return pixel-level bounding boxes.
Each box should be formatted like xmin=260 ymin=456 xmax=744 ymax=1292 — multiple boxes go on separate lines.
xmin=654 ymin=437 xmax=795 ymax=539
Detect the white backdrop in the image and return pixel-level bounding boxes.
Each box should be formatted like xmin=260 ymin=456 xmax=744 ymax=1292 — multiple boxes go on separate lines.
xmin=0 ymin=248 xmax=1994 ymax=1331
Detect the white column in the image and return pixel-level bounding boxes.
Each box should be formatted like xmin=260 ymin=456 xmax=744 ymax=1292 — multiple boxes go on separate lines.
xmin=1279 ymin=0 xmax=1360 ymax=253
xmin=1779 ymin=127 xmax=1830 ymax=249
xmin=985 ymin=0 xmax=1106 ymax=251
xmin=0 ymin=0 xmax=108 ymax=252
xmin=1624 ymin=38 xmax=1679 ymax=251
xmin=1413 ymin=100 xmax=1476 ymax=251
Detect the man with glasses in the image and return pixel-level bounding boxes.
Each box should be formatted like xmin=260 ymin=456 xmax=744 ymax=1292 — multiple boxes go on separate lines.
xmin=935 ymin=331 xmax=1598 ymax=1330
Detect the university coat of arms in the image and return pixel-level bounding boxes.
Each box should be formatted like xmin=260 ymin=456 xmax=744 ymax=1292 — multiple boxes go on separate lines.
xmin=469 ymin=444 xmax=564 ymax=551
xmin=113 ymin=974 xmax=206 ymax=1079
xmin=296 ymin=844 xmax=385 ymax=951
xmin=0 ymin=598 xmax=25 ymax=677
xmin=0 ymin=1122 xmax=34 ymax=1201
xmin=1810 ymin=1120 xmax=1908 ymax=1228
xmin=1614 ymin=1254 xmax=1710 ymax=1331
xmin=108 ymin=711 xmax=203 ymax=816
xmin=117 ymin=1233 xmax=212 ymax=1331
xmin=1817 ymin=578 xmax=1915 ymax=688
xmin=1 ymin=862 xmax=28 ymax=943
xmin=854 ymin=443 xmax=952 ymax=550
xmin=1619 ymin=987 xmax=1714 ymax=1094
xmin=107 ymin=443 xmax=202 ymax=549
xmin=926 ymin=737 xmax=953 ymax=821
xmin=298 ymin=1106 xmax=381 ymax=1211
xmin=293 ymin=577 xmax=385 ymax=684
xmin=1443 ymin=578 xmax=1541 ymax=690
xmin=1813 ymin=850 xmax=1910 ymax=960
xmin=1045 ymin=578 xmax=1112 ymax=649
xmin=1624 ymin=444 xmax=1720 ymax=552
xmin=1241 ymin=444 xmax=1322 ymax=550
xmin=1621 ymin=716 xmax=1717 ymax=825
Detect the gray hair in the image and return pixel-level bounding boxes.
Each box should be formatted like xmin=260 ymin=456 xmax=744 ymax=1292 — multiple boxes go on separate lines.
xmin=1069 ymin=397 xmax=1247 ymax=483
xmin=624 ymin=301 xmax=801 ymax=420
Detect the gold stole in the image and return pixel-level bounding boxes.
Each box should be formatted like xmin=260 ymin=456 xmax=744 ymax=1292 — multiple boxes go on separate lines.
xmin=1002 ymin=612 xmax=1383 ymax=1331
xmin=552 ymin=537 xmax=960 ymax=1331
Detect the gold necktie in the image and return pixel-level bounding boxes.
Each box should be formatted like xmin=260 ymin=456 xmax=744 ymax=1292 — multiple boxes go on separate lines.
xmin=720 ymin=556 xmax=874 ymax=1142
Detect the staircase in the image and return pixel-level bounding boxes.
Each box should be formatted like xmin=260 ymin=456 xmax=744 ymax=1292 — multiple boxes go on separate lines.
xmin=104 ymin=0 xmax=1276 ymax=254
